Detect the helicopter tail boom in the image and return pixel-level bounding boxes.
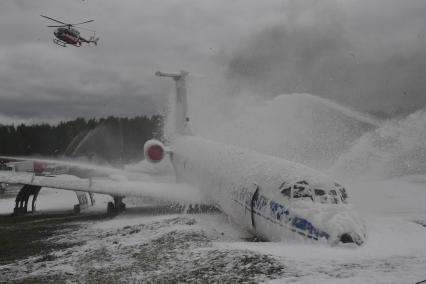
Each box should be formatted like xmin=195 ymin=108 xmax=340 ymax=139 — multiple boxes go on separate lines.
xmin=78 ymin=36 xmax=98 ymax=46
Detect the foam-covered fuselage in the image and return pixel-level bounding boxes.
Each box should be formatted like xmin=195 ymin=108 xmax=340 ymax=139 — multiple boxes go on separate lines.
xmin=170 ymin=135 xmax=366 ymax=245
xmin=153 ymin=70 xmax=366 ymax=245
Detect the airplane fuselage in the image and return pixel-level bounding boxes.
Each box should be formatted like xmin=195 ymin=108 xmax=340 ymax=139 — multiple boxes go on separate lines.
xmin=152 ymin=70 xmax=366 ymax=245
xmin=170 ymin=135 xmax=366 ymax=245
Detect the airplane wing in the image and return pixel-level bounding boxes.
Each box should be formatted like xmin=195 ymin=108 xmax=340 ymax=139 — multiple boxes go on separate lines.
xmin=0 ymin=171 xmax=205 ymax=204
xmin=0 ymin=155 xmax=160 ymax=178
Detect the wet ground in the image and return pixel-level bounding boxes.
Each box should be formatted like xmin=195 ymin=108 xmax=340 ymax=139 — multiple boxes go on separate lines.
xmin=0 ymin=193 xmax=288 ymax=284
xmin=0 ymin=211 xmax=110 ymax=283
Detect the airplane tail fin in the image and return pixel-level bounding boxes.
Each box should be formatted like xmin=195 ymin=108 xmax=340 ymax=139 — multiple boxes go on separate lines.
xmin=155 ymin=71 xmax=192 ymax=137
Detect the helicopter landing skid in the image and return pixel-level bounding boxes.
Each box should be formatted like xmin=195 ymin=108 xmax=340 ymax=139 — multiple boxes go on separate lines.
xmin=53 ymin=38 xmax=67 ymax=47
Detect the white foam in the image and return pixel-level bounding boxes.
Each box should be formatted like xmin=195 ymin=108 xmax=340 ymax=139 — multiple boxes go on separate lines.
xmin=330 ymin=109 xmax=426 ymax=180
xmin=191 ymin=92 xmax=377 ymax=169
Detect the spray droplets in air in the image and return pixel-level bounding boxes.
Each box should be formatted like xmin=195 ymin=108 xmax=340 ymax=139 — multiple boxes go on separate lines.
xmin=186 ymin=74 xmax=424 ymax=181
xmin=330 ymin=109 xmax=426 ymax=180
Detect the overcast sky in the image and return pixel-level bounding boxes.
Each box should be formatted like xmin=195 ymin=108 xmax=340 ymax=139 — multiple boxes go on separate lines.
xmin=1 ymin=0 xmax=425 ymax=124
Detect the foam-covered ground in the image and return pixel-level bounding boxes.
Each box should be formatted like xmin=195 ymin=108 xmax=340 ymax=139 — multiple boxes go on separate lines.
xmin=0 ymin=175 xmax=425 ymax=283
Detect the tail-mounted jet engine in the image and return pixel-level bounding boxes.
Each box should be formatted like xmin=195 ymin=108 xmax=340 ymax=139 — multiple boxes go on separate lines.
xmin=143 ymin=139 xmax=166 ymax=163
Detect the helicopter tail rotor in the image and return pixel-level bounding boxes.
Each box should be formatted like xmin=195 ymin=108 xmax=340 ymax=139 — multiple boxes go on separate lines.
xmin=89 ymin=36 xmax=99 ymax=46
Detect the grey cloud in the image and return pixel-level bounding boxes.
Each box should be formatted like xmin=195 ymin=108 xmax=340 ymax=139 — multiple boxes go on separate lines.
xmin=0 ymin=42 xmax=167 ymax=120
xmin=1 ymin=0 xmax=426 ymax=123
xmin=226 ymin=0 xmax=426 ymax=117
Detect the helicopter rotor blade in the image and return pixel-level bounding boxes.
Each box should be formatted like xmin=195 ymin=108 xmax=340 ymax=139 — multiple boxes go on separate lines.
xmin=47 ymin=25 xmax=67 ymax=28
xmin=41 ymin=15 xmax=68 ymax=25
xmin=72 ymin=19 xmax=94 ymax=26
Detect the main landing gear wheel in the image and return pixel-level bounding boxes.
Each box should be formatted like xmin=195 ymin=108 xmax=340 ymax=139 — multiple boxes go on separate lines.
xmin=107 ymin=202 xmax=115 ymax=215
xmin=13 ymin=185 xmax=41 ymax=216
xmin=107 ymin=197 xmax=126 ymax=216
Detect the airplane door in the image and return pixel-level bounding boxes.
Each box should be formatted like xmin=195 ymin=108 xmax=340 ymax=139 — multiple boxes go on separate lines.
xmin=242 ymin=183 xmax=260 ymax=232
xmin=229 ymin=182 xmax=262 ymax=233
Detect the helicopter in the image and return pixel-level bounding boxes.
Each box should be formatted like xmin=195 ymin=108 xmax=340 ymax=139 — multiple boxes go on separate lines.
xmin=41 ymin=15 xmax=99 ymax=47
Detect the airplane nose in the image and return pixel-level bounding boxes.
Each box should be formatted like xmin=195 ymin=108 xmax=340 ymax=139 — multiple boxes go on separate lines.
xmin=319 ymin=206 xmax=367 ymax=246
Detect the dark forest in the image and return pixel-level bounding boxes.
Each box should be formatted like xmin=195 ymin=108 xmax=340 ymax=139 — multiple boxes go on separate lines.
xmin=0 ymin=115 xmax=163 ymax=163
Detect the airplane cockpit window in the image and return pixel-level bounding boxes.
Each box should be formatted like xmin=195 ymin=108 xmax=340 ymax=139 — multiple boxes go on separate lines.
xmin=338 ymin=188 xmax=348 ymax=203
xmin=314 ymin=189 xmax=328 ymax=203
xmin=329 ymin=190 xmax=340 ymax=204
xmin=313 ymin=188 xmax=346 ymax=204
xmin=282 ymin=181 xmax=346 ymax=204
xmin=279 ymin=182 xmax=292 ymax=198
xmin=292 ymin=182 xmax=314 ymax=201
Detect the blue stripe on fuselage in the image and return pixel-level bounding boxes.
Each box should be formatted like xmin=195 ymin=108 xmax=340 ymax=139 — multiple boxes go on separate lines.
xmin=291 ymin=216 xmax=329 ymax=239
xmin=233 ymin=193 xmax=329 ymax=241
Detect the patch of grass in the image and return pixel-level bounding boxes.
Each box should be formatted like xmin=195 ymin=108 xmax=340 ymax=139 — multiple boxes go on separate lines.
xmin=0 ymin=212 xmax=108 ymax=265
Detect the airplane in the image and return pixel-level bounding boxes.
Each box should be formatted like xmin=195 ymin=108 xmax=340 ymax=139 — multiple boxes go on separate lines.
xmin=0 ymin=71 xmax=366 ymax=246
xmin=41 ymin=15 xmax=99 ymax=47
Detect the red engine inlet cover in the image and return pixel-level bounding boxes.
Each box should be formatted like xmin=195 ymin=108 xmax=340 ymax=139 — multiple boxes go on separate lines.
xmin=147 ymin=145 xmax=164 ymax=162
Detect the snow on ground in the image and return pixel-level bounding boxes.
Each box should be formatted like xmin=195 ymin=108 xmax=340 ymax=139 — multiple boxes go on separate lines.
xmin=0 ymin=175 xmax=425 ymax=283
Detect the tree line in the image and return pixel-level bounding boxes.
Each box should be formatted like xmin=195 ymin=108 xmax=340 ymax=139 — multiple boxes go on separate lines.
xmin=0 ymin=115 xmax=163 ymax=163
